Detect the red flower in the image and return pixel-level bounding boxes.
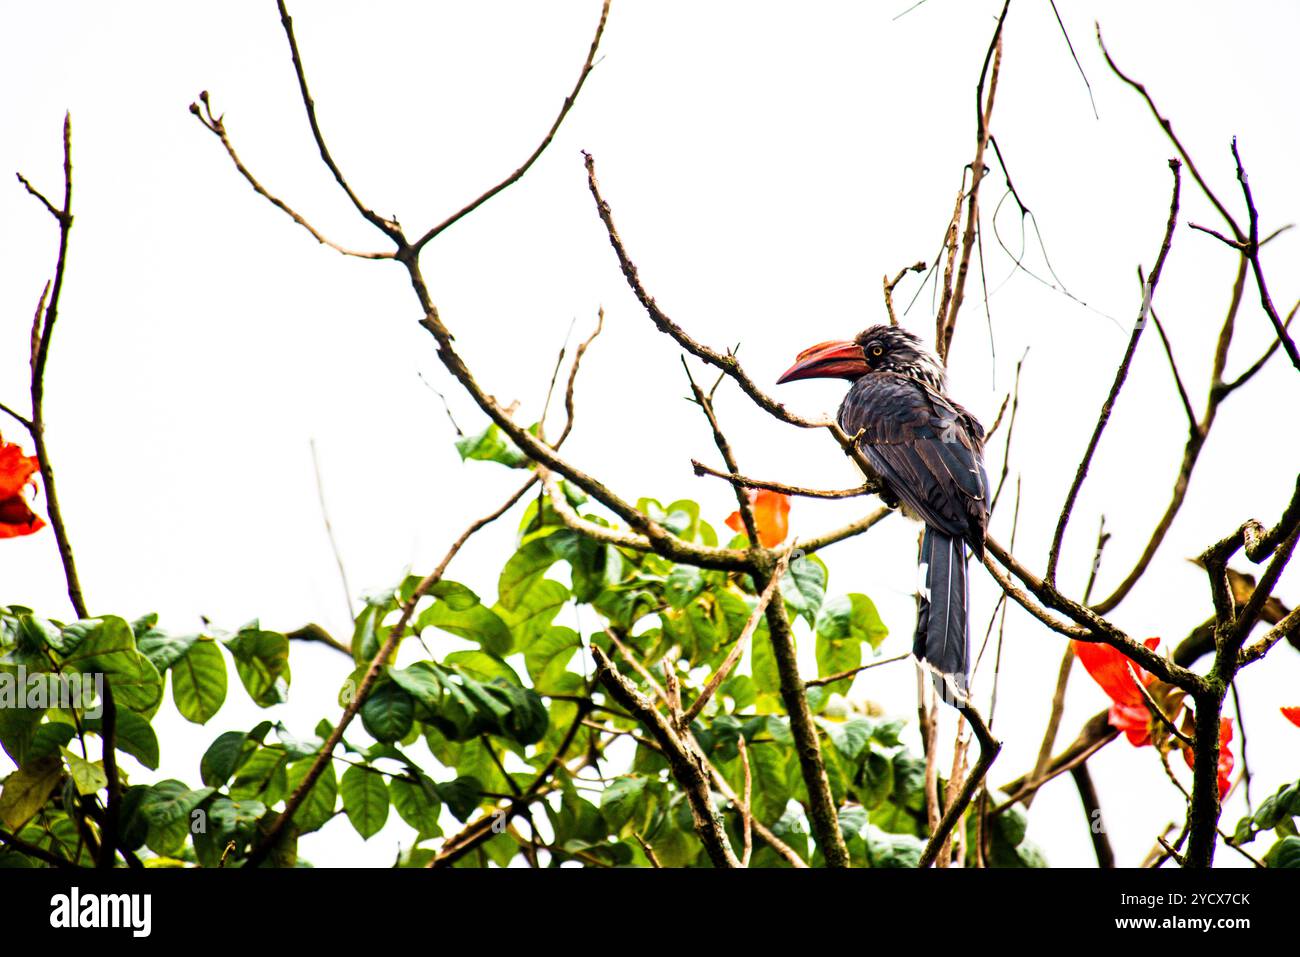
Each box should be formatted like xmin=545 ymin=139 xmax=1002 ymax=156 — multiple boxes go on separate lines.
xmin=1282 ymin=706 xmax=1300 ymax=728
xmin=0 ymin=435 xmax=45 ymax=539
xmin=1072 ymin=637 xmax=1161 ymax=746
xmin=1182 ymin=718 xmax=1234 ymax=800
xmin=725 ymin=490 xmax=790 ymax=547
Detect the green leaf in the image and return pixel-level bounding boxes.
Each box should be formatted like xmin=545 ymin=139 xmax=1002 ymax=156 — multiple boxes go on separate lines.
xmin=139 ymin=780 xmax=216 ymax=827
xmin=750 ymin=623 xmax=781 ymax=706
xmin=719 ymin=674 xmax=756 ymax=712
xmin=859 ymin=743 xmax=895 ymax=810
xmin=389 ymin=662 xmax=444 ymax=710
xmin=813 ymin=594 xmax=888 ymax=693
xmin=497 ymin=538 xmax=560 ymax=611
xmin=0 ymin=674 xmax=47 ymax=764
xmin=418 ymin=599 xmax=513 ymax=656
xmin=455 ymin=422 xmax=528 ymax=469
xmin=864 ymin=824 xmax=924 ymax=868
xmin=208 ymin=796 xmax=266 ymax=837
xmin=825 ymin=718 xmax=875 ymax=763
xmin=664 ymin=565 xmax=705 ymax=610
xmin=495 ymin=579 xmax=569 ymax=649
xmin=170 ymin=638 xmax=228 ymax=724
xmin=118 ymin=785 xmax=151 ymax=851
xmin=275 ymin=723 xmax=322 ymax=760
xmin=350 ymin=592 xmax=396 ymax=664
xmin=1266 ymin=836 xmax=1300 ymax=868
xmin=27 ymin=722 xmax=77 ymax=762
xmin=136 ymin=628 xmax=199 ymax=672
xmin=201 ymin=730 xmax=256 ymax=788
xmin=524 ymin=626 xmax=580 ymax=693
xmin=283 ymin=759 xmax=338 ymax=835
xmin=57 ymin=617 xmax=164 ymax=714
xmin=997 ymin=802 xmax=1029 ymax=847
xmin=547 ymin=529 xmax=615 ymax=604
xmin=662 ymin=499 xmax=701 ymax=539
xmin=744 ymin=739 xmax=792 ymax=822
xmin=230 ymin=748 xmax=288 ymax=803
xmin=781 ymin=554 xmax=828 ymax=626
xmin=391 ymin=774 xmax=443 ymax=839
xmin=600 ymin=776 xmax=649 ymax=832
xmin=85 ymin=709 xmax=159 ymax=770
xmin=340 ymin=765 xmax=390 ymax=839
xmin=661 ymin=600 xmax=720 ymax=666
xmin=435 ymin=776 xmax=482 ymax=822
xmin=0 ymin=756 xmax=63 ymax=829
xmin=224 ymin=626 xmax=291 ymax=707
xmin=61 ymin=747 xmax=108 ymax=796
xmin=361 ymin=680 xmax=415 ymax=743
xmin=444 ymin=650 xmax=522 ymax=686
xmin=492 ymin=682 xmax=549 ymax=745
xmin=17 ymin=615 xmax=65 ymax=655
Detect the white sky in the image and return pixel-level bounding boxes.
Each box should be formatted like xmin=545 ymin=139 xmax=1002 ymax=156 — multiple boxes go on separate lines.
xmin=2 ymin=1 xmax=1297 ymax=868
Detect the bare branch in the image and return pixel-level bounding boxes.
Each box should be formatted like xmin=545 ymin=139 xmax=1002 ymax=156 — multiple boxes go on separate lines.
xmin=937 ymin=0 xmax=1009 ymax=363
xmin=1046 ymin=159 xmax=1182 ymax=584
xmin=309 ymin=438 xmax=354 ymax=623
xmin=682 ymin=357 xmax=759 ymax=545
xmin=917 ymin=703 xmax=1000 ymax=868
xmin=554 ymin=308 xmax=605 ymax=449
xmin=690 ymin=460 xmax=874 ymax=500
xmin=1097 ymin=25 xmax=1243 ymax=241
xmin=884 ymin=261 xmax=927 ymax=327
xmin=591 ymin=645 xmax=740 ymax=868
xmin=189 ymin=93 xmax=393 ymax=259
xmin=411 ymin=0 xmax=611 ymax=254
xmin=274 ymin=0 xmax=403 ymax=242
xmin=27 ymin=115 xmax=87 ymax=621
xmin=582 ymin=151 xmax=887 ymax=485
xmin=805 ymin=651 xmax=911 ymax=688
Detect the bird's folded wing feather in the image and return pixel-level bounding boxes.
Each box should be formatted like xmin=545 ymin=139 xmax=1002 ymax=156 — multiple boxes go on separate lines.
xmin=838 ymin=371 xmax=988 ymax=545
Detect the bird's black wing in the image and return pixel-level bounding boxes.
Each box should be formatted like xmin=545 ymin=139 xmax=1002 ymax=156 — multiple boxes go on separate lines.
xmin=838 ymin=371 xmax=989 ymax=554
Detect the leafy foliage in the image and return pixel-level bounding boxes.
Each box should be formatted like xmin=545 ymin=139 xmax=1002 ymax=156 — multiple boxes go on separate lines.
xmin=0 ymin=440 xmax=1048 ymax=869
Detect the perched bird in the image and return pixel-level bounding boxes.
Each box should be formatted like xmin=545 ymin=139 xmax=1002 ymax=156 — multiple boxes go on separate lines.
xmin=777 ymin=325 xmax=989 ymax=704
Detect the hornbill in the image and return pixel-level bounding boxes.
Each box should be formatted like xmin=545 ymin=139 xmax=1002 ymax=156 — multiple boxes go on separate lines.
xmin=777 ymin=325 xmax=989 ymax=704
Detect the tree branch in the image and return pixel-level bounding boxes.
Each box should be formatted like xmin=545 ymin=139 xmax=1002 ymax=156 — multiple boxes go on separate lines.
xmin=1046 ymin=159 xmax=1182 ymax=584
xmin=591 ymin=645 xmax=739 ymax=868
xmin=411 ymin=0 xmax=611 ymax=254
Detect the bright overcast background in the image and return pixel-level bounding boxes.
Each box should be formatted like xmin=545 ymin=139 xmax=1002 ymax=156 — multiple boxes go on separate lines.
xmin=2 ymin=1 xmax=1297 ymax=867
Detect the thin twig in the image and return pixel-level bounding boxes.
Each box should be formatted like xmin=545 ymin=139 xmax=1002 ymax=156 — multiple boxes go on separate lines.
xmin=411 ymin=0 xmax=611 ymax=254
xmin=738 ymin=736 xmax=753 ymax=867
xmin=937 ymin=1 xmax=1010 ymax=364
xmin=26 ymin=115 xmax=87 ymax=621
xmin=804 ymin=652 xmax=911 ymax=688
xmin=1071 ymin=764 xmax=1114 ymax=868
xmin=273 ymin=0 xmax=402 ymax=242
xmin=690 ymin=461 xmax=872 ymax=500
xmin=245 ymin=475 xmax=535 ymax=867
xmin=884 ymin=261 xmax=927 ymax=326
xmin=679 ymin=545 xmax=792 ymax=729
xmin=309 ymin=438 xmax=354 ymax=623
xmin=918 ymin=704 xmax=1001 ymax=868
xmin=1046 ymin=159 xmax=1182 ymax=584
xmin=189 ymin=93 xmax=392 ymax=259
xmin=591 ymin=646 xmax=739 ymax=868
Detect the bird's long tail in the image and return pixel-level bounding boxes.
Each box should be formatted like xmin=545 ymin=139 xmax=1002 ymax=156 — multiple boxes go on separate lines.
xmin=915 ymin=528 xmax=970 ymax=705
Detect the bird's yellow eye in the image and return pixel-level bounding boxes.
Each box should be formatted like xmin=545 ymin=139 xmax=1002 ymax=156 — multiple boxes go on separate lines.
xmin=869 ymin=344 xmax=884 ymax=358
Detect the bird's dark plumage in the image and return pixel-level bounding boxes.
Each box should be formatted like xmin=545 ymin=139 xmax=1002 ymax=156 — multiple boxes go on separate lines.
xmin=779 ymin=325 xmax=989 ymax=704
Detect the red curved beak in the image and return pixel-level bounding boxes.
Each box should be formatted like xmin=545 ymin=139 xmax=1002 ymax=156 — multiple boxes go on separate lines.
xmin=776 ymin=340 xmax=868 ymax=383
